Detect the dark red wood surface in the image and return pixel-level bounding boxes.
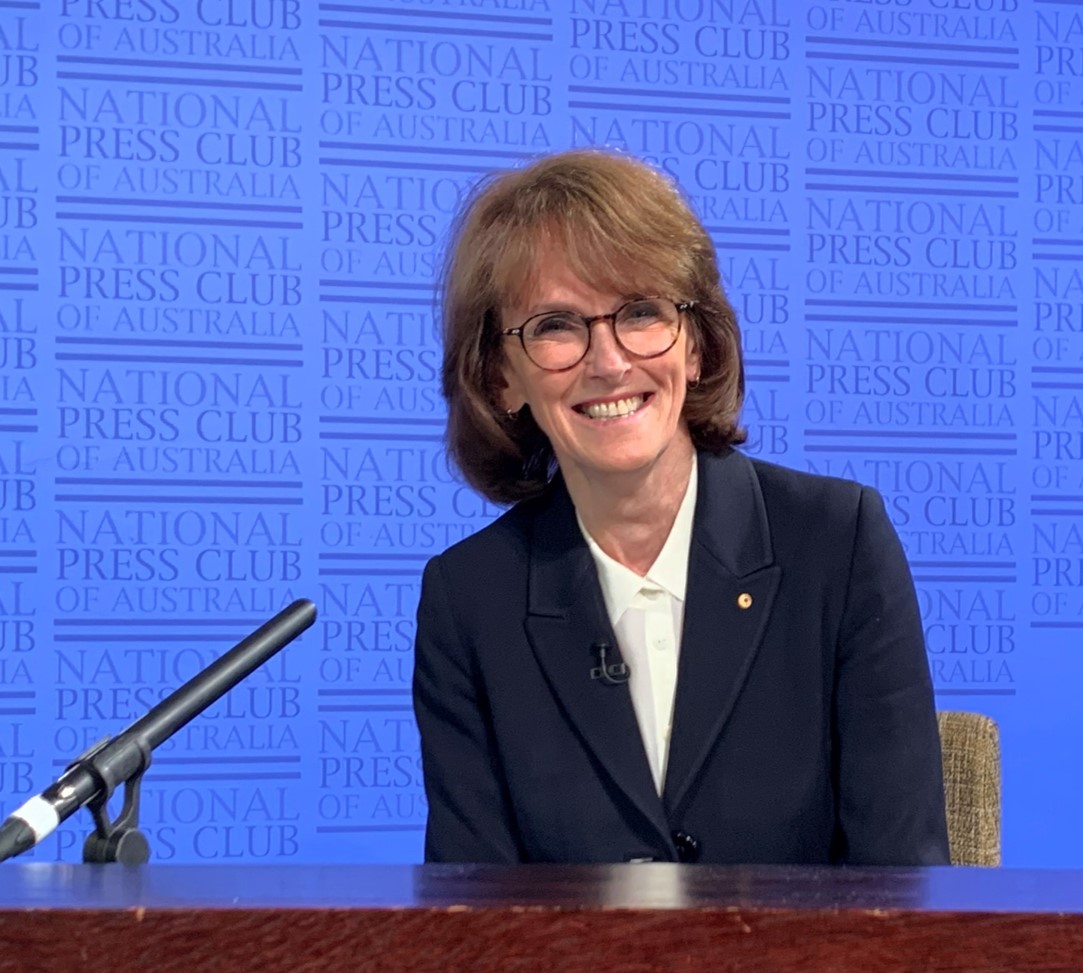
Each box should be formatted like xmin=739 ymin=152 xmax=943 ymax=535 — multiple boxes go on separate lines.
xmin=1 ymin=864 xmax=1081 ymax=973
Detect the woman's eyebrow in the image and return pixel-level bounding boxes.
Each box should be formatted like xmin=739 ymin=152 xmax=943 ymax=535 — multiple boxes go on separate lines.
xmin=523 ymin=295 xmax=641 ymax=316
xmin=525 ymin=302 xmax=586 ymax=315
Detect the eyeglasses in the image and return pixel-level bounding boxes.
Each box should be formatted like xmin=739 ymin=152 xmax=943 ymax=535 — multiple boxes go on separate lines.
xmin=501 ymin=298 xmax=694 ymax=372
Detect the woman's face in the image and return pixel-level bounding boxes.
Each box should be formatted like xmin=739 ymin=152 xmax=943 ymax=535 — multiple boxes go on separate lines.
xmin=499 ymin=254 xmax=700 ymax=488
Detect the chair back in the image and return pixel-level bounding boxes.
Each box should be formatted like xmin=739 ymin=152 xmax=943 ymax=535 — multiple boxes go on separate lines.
xmin=936 ymin=710 xmax=1001 ymax=867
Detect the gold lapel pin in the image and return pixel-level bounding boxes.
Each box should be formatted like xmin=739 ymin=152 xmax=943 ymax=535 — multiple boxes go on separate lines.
xmin=737 ymin=592 xmax=753 ymax=610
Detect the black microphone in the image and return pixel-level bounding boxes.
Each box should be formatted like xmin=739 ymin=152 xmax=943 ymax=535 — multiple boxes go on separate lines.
xmin=590 ymin=639 xmax=630 ymax=686
xmin=0 ymin=598 xmax=317 ymax=863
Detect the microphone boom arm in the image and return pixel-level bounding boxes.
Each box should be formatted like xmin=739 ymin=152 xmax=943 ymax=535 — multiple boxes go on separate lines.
xmin=0 ymin=598 xmax=317 ymax=865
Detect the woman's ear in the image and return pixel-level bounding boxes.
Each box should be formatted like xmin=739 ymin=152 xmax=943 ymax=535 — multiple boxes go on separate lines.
xmin=685 ymin=334 xmax=701 ymax=385
xmin=499 ymin=362 xmax=527 ymax=414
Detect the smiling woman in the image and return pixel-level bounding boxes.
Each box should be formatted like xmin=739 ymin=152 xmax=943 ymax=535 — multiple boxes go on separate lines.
xmin=441 ymin=149 xmax=744 ymax=507
xmin=498 ymin=267 xmax=702 ymax=536
xmin=413 ymin=149 xmax=950 ymax=867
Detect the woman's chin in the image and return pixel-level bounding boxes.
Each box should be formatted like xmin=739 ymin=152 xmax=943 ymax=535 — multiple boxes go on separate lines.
xmin=561 ymin=439 xmax=689 ymax=484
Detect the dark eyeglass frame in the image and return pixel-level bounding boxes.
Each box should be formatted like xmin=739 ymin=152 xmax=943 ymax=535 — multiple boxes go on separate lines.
xmin=500 ymin=298 xmax=695 ymax=372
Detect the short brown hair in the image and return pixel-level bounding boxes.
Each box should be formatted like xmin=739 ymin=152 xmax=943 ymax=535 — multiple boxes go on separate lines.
xmin=440 ymin=149 xmax=745 ymax=505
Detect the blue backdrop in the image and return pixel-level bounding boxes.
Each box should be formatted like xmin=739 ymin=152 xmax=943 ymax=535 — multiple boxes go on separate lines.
xmin=0 ymin=0 xmax=1079 ymax=866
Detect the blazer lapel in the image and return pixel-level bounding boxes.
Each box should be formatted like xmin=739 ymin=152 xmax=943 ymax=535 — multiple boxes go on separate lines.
xmin=523 ymin=481 xmax=670 ymax=847
xmin=663 ymin=450 xmax=782 ymax=816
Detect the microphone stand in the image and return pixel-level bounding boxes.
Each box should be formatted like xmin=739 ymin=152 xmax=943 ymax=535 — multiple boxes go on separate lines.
xmin=79 ymin=735 xmax=152 ymax=865
xmin=37 ymin=599 xmax=317 ymax=865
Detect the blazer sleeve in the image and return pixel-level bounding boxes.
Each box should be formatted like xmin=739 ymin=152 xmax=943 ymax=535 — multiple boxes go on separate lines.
xmin=833 ymin=486 xmax=951 ymax=865
xmin=412 ymin=555 xmax=522 ymax=863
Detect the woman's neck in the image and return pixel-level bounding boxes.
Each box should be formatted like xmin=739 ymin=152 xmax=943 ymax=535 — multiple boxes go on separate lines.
xmin=565 ymin=439 xmax=696 ymax=577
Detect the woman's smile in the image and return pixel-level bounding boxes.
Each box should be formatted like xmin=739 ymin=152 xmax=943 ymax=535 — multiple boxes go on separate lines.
xmin=573 ymin=392 xmax=652 ymax=421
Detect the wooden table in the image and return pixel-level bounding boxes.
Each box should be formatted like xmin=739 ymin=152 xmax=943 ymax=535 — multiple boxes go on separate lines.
xmin=1 ymin=864 xmax=1080 ymax=972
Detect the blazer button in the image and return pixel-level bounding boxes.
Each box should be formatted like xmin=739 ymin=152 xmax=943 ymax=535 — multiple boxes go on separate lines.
xmin=672 ymin=830 xmax=700 ymax=863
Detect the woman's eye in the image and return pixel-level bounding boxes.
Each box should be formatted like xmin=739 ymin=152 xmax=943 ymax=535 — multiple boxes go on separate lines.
xmin=532 ymin=315 xmax=579 ymax=336
xmin=624 ymin=301 xmax=661 ymax=320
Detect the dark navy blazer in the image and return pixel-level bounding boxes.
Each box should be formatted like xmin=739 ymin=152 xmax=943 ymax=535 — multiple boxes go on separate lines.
xmin=412 ymin=449 xmax=950 ymax=865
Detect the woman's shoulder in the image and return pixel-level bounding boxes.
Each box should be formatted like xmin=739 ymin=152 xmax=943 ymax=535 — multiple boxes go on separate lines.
xmin=427 ymin=486 xmax=552 ymax=575
xmin=732 ymin=452 xmax=895 ymax=558
xmin=701 ymin=450 xmax=886 ymax=552
xmin=700 ymin=448 xmax=868 ymax=510
xmin=745 ymin=453 xmax=867 ymax=510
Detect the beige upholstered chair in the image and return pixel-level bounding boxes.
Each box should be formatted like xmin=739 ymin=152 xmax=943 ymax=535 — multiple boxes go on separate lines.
xmin=936 ymin=711 xmax=1001 ymax=866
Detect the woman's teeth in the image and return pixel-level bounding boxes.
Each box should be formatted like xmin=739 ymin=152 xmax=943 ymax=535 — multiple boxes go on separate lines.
xmin=580 ymin=395 xmax=645 ymax=419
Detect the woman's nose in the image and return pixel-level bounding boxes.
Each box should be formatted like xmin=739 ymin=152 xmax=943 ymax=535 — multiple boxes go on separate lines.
xmin=583 ymin=319 xmax=632 ymax=378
